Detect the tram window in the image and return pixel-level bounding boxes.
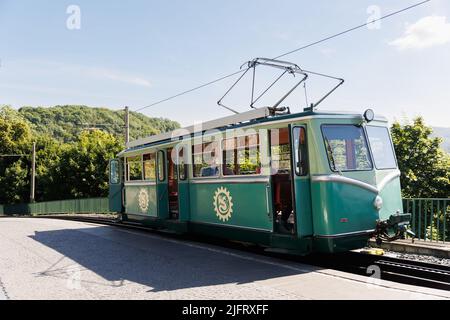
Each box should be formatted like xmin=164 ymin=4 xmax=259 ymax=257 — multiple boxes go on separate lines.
xmin=157 ymin=151 xmax=165 ymax=181
xmin=366 ymin=126 xmax=397 ymax=169
xmin=322 ymin=125 xmax=372 ymax=172
xmin=223 ymin=134 xmax=261 ymax=176
xmin=127 ymin=156 xmax=143 ymax=181
xmin=143 ymin=153 xmax=156 ymax=181
xmin=192 ymin=141 xmax=220 ymax=177
xmin=270 ymin=128 xmax=291 ymax=174
xmin=168 ymin=148 xmax=178 ymax=181
xmin=110 ymin=160 xmax=120 ymax=184
xmin=178 ymin=147 xmax=187 ymax=180
xmin=293 ymin=127 xmax=308 ymax=176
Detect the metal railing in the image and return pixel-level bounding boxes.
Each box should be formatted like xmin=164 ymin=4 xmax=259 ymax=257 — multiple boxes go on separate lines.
xmin=2 ymin=198 xmax=110 ymax=216
xmin=1 ymin=197 xmax=449 ymax=243
xmin=404 ymin=198 xmax=449 ymax=243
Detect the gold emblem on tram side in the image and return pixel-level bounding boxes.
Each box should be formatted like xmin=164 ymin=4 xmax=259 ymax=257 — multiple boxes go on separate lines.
xmin=138 ymin=188 xmax=149 ymax=213
xmin=213 ymin=187 xmax=233 ymax=222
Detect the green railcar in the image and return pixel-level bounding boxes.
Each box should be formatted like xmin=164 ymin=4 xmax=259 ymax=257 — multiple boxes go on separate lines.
xmin=109 ymin=107 xmax=410 ymax=254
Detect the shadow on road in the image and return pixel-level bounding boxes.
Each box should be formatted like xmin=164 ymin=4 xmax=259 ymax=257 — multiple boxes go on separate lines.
xmin=29 ymin=225 xmax=314 ymax=292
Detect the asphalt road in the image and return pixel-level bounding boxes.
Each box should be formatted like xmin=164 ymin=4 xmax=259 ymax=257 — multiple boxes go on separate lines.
xmin=0 ymin=217 xmax=449 ymax=300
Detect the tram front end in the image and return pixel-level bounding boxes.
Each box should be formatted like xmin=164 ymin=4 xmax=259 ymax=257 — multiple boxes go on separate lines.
xmin=310 ymin=111 xmax=411 ymax=253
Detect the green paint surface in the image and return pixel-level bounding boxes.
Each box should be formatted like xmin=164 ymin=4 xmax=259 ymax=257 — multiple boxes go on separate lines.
xmin=189 ymin=182 xmax=273 ymax=231
xmin=310 ymin=181 xmax=379 ymax=236
xmin=125 ymin=185 xmax=157 ymax=217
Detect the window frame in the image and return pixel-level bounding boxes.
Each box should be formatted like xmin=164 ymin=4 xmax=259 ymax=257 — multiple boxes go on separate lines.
xmin=143 ymin=152 xmax=157 ymax=181
xmin=177 ymin=146 xmax=188 ymax=181
xmin=126 ymin=155 xmax=144 ymax=181
xmin=157 ymin=150 xmax=166 ymax=182
xmin=292 ymin=126 xmax=309 ymax=177
xmin=268 ymin=127 xmax=292 ymax=175
xmin=191 ymin=140 xmax=221 ymax=179
xmin=222 ymin=133 xmax=262 ymax=177
xmin=365 ymin=125 xmax=398 ymax=170
xmin=109 ymin=159 xmax=121 ymax=184
xmin=320 ymin=123 xmax=374 ymax=173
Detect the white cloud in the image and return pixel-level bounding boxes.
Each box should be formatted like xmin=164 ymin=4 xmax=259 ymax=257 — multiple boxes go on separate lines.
xmin=389 ymin=15 xmax=450 ymax=50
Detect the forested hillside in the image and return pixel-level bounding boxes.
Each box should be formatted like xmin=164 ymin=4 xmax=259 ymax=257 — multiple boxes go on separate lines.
xmin=18 ymin=105 xmax=179 ymax=143
xmin=0 ymin=105 xmax=180 ymax=204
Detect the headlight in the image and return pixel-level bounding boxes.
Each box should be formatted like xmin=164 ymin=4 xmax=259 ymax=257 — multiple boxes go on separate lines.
xmin=364 ymin=109 xmax=375 ymax=122
xmin=373 ymin=195 xmax=383 ymax=211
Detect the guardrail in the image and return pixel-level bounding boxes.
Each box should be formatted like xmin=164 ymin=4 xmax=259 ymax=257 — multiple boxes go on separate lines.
xmin=1 ymin=198 xmax=110 ymax=215
xmin=404 ymin=198 xmax=449 ymax=243
xmin=1 ymin=197 xmax=448 ymax=242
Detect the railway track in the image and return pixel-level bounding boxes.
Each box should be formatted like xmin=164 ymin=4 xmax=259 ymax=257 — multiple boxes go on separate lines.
xmin=298 ymin=252 xmax=450 ymax=291
xmin=27 ymin=215 xmax=450 ymax=291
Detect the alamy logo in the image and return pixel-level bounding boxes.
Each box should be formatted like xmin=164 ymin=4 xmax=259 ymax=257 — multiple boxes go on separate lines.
xmin=66 ymin=5 xmax=81 ymax=30
xmin=213 ymin=187 xmax=233 ymax=222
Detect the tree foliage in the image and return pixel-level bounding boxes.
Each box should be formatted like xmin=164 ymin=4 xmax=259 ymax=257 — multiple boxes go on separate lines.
xmin=391 ymin=117 xmax=450 ymax=198
xmin=0 ymin=107 xmax=32 ymax=204
xmin=18 ymin=105 xmax=179 ymax=143
xmin=1 ymin=105 xmax=449 ymax=204
xmin=0 ymin=105 xmax=178 ymax=204
xmin=54 ymin=130 xmax=122 ymax=199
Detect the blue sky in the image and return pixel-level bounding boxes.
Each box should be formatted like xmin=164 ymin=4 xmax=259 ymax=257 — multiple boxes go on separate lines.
xmin=1 ymin=0 xmax=449 ymax=127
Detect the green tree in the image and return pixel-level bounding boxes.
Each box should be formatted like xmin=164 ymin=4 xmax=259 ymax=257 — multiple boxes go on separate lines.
xmin=391 ymin=117 xmax=450 ymax=198
xmin=0 ymin=106 xmax=33 ymax=204
xmin=34 ymin=134 xmax=65 ymax=201
xmin=18 ymin=105 xmax=179 ymax=143
xmin=0 ymin=104 xmax=178 ymax=204
xmin=55 ymin=130 xmax=123 ymax=199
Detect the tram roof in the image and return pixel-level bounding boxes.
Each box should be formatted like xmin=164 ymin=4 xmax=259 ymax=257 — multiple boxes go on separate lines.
xmin=118 ymin=107 xmax=387 ymax=156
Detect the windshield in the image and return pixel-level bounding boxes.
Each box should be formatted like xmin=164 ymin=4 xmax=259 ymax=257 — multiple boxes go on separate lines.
xmin=366 ymin=126 xmax=397 ymax=169
xmin=322 ymin=125 xmax=372 ymax=172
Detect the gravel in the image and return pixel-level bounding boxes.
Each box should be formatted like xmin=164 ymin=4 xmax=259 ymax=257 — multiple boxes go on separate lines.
xmin=375 ymin=249 xmax=450 ymax=266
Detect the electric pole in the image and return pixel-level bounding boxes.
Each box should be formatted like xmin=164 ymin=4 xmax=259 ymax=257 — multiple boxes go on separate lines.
xmin=30 ymin=142 xmax=36 ymax=203
xmin=124 ymin=106 xmax=130 ymax=144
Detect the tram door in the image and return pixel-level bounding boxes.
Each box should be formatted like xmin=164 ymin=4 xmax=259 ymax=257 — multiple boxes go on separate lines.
xmin=108 ymin=159 xmax=124 ymax=213
xmin=167 ymin=148 xmax=179 ymax=219
xmin=176 ymin=146 xmax=190 ymax=221
xmin=270 ymin=128 xmax=296 ymax=235
xmin=291 ymin=125 xmax=313 ymax=237
xmin=165 ymin=146 xmax=190 ymax=221
xmin=156 ymin=150 xmax=169 ymax=219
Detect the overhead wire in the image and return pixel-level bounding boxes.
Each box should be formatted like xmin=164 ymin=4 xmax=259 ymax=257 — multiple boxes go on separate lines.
xmin=134 ymin=0 xmax=431 ymax=113
xmin=135 ymin=69 xmax=246 ymax=112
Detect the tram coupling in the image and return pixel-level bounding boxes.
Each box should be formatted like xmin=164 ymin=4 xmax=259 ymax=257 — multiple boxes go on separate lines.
xmin=374 ymin=212 xmax=415 ymax=245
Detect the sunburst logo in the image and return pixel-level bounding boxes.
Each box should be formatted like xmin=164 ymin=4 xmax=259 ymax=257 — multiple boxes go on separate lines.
xmin=213 ymin=187 xmax=233 ymax=222
xmin=138 ymin=188 xmax=149 ymax=213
